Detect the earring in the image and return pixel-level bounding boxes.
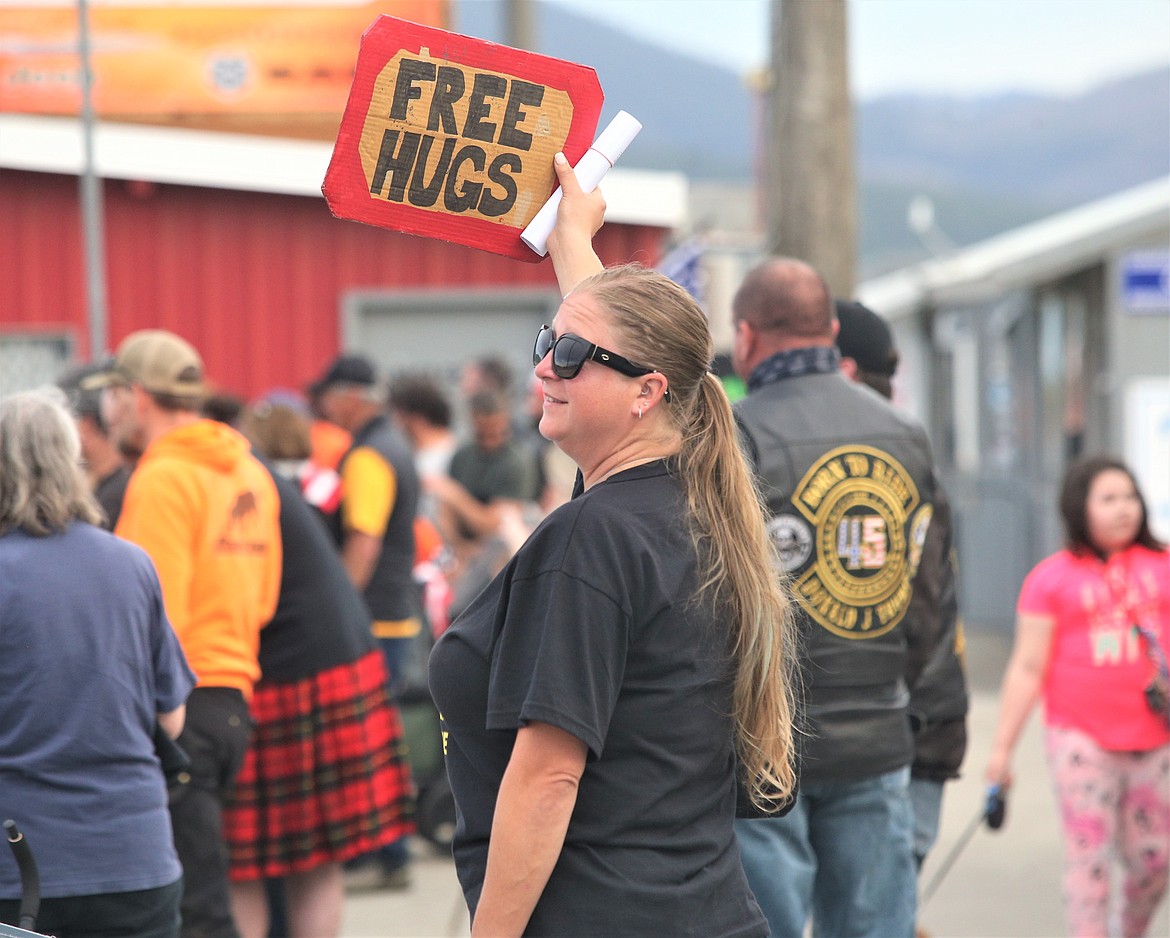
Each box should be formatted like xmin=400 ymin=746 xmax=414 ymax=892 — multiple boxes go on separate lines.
xmin=638 ymin=405 xmax=643 ymax=420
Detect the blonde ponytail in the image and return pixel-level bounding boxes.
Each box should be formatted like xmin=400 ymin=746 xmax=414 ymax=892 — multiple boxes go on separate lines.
xmin=682 ymin=372 xmax=797 ymax=808
xmin=578 ymin=265 xmax=798 ymax=809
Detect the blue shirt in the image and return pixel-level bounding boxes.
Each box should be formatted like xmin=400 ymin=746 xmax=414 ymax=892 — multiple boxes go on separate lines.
xmin=0 ymin=522 xmax=195 ymax=898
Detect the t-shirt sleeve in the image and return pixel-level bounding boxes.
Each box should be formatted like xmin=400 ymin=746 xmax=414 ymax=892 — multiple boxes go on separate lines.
xmin=1017 ymin=557 xmax=1059 ymax=617
xmin=485 ymin=566 xmax=629 ymax=760
xmin=341 ymin=446 xmax=397 ymax=538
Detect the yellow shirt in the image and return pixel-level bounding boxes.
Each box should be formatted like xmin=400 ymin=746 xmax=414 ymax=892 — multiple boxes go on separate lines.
xmin=341 ymin=444 xmax=419 ymax=640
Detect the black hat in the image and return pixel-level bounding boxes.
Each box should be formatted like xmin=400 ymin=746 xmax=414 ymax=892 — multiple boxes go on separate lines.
xmin=307 ymin=354 xmax=377 ymax=396
xmin=57 ymin=362 xmax=110 ymax=420
xmin=835 ymin=300 xmax=897 ymax=376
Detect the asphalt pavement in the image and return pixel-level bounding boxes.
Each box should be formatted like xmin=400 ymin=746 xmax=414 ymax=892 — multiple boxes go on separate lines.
xmin=342 ymin=627 xmax=1170 ymax=938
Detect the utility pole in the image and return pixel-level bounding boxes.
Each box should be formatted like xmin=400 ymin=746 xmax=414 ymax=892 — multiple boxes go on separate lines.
xmin=767 ymin=0 xmax=856 ymax=296
xmin=77 ymin=0 xmax=109 ymax=359
xmin=504 ymin=0 xmax=535 ymax=50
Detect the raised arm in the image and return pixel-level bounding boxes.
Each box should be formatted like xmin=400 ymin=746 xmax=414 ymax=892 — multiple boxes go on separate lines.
xmin=545 ymin=153 xmax=606 ymax=296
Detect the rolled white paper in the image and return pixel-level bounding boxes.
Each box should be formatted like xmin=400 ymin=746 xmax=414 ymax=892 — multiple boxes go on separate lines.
xmin=520 ymin=110 xmax=643 ymax=257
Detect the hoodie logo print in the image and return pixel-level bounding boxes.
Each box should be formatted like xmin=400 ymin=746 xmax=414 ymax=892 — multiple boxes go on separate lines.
xmin=217 ymin=490 xmax=268 ymax=553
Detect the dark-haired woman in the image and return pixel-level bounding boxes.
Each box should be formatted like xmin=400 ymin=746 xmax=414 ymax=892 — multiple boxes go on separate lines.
xmin=428 ymin=155 xmax=798 ymax=937
xmin=986 ymin=455 xmax=1169 ymax=937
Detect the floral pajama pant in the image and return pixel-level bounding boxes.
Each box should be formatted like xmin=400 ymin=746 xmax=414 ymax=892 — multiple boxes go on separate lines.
xmin=1045 ymin=725 xmax=1170 ymax=937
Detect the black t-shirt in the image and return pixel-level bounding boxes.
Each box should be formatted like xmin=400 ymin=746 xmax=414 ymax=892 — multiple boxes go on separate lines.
xmin=95 ymin=464 xmax=131 ymax=531
xmin=259 ymin=464 xmax=375 ymax=681
xmin=429 ymin=460 xmax=766 ymax=937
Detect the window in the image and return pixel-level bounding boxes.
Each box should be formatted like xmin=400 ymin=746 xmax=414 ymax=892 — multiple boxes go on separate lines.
xmin=0 ymin=333 xmax=74 ymax=397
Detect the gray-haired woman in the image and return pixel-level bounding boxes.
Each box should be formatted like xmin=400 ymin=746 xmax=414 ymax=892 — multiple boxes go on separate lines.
xmin=0 ymin=388 xmax=194 ymax=938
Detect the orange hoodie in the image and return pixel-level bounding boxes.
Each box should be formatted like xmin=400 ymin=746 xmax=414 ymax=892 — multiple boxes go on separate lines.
xmin=116 ymin=419 xmax=281 ymax=697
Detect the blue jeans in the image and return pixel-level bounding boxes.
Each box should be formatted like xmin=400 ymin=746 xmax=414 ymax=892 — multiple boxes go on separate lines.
xmin=735 ymin=766 xmax=916 ymax=938
xmin=378 ymin=635 xmax=414 ymax=702
xmin=908 ymin=777 xmax=944 ymax=869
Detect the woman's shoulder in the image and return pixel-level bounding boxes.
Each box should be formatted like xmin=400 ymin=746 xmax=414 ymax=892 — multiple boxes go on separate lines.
xmin=1125 ymin=542 xmax=1170 ymax=574
xmin=1021 ymin=549 xmax=1084 ymax=593
xmin=59 ymin=521 xmax=163 ymax=583
xmin=519 ymin=474 xmax=676 ymax=570
xmin=1126 ymin=542 xmax=1169 ymax=560
xmin=522 ymin=491 xmax=614 ymax=557
xmin=3 ymin=522 xmax=159 ymax=581
xmin=1029 ymin=548 xmax=1078 ymax=573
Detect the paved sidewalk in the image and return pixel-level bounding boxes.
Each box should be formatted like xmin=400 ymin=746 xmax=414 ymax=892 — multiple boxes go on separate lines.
xmin=343 ymin=628 xmax=1169 ymax=937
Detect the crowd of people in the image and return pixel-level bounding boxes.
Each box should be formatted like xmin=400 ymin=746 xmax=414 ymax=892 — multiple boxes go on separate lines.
xmin=0 ymin=313 xmax=579 ymax=938
xmin=1 ymin=153 xmax=1166 ymax=938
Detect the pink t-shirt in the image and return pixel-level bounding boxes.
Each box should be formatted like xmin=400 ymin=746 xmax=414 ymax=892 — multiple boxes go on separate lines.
xmin=1018 ymin=544 xmax=1170 ymax=751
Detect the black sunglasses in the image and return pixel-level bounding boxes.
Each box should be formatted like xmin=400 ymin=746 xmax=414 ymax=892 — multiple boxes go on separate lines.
xmin=533 ymin=326 xmax=670 ymax=402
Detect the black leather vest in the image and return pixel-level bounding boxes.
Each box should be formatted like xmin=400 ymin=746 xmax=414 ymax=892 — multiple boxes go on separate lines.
xmin=736 ymin=370 xmax=943 ymax=785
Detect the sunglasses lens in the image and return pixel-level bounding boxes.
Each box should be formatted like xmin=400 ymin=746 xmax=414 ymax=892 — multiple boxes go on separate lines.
xmin=553 ymin=335 xmax=590 ymax=379
xmin=534 ymin=327 xmax=592 ymax=379
xmin=533 ymin=326 xmax=553 ymax=367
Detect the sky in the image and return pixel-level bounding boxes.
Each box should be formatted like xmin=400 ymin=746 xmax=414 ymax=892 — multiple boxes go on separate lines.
xmin=545 ymin=0 xmax=1170 ymax=100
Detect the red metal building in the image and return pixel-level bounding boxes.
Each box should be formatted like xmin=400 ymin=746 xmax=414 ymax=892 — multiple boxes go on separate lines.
xmin=0 ymin=116 xmax=686 ymax=398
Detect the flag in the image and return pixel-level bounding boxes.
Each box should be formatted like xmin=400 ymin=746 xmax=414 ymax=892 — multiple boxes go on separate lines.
xmin=658 ymin=237 xmax=707 ymax=309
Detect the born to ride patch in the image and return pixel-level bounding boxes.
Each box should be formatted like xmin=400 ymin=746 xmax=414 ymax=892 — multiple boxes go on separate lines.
xmin=790 ymin=445 xmax=923 ymax=640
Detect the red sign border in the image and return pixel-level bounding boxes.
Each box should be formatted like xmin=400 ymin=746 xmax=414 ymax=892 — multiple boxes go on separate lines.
xmin=322 ymin=15 xmax=604 ymax=262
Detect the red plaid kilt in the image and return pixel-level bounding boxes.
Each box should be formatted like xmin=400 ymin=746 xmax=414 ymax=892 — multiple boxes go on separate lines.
xmin=224 ymin=648 xmax=415 ymax=881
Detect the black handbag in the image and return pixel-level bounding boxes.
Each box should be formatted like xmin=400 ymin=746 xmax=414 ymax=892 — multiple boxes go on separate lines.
xmin=1134 ymin=623 xmax=1170 ymax=728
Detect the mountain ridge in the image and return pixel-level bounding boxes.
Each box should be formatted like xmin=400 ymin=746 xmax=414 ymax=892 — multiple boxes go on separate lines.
xmin=455 ymin=2 xmax=1169 ymax=270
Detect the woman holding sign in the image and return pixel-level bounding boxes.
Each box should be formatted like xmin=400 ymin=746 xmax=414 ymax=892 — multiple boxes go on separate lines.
xmin=429 ymin=155 xmax=798 ymax=936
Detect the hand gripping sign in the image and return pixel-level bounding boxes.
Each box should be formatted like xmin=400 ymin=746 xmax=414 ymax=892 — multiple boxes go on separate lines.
xmin=323 ymin=16 xmax=604 ymax=262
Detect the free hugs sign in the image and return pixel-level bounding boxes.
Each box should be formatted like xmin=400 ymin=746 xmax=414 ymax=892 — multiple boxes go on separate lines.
xmin=323 ymin=16 xmax=604 ymax=261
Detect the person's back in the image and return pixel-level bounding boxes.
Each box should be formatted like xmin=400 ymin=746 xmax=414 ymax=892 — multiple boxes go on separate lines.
xmin=0 ymin=524 xmax=189 ymax=893
xmin=222 ymin=449 xmax=416 ymax=935
xmin=332 ymin=411 xmax=421 ymax=629
xmin=118 ymin=418 xmax=282 ymax=694
xmin=309 ymin=354 xmax=422 ymax=887
xmin=737 ymin=369 xmax=939 ymax=780
xmin=90 ymin=329 xmax=281 ymax=938
xmin=0 ymin=388 xmax=194 ymax=938
xmin=729 ymin=257 xmax=945 ymax=938
xmin=835 ymin=297 xmax=968 ymax=873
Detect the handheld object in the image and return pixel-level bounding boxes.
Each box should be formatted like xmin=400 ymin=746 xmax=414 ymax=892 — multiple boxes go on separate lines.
xmin=920 ymin=785 xmax=1008 ymax=907
xmin=520 ymin=110 xmax=643 ymax=257
xmin=3 ymin=820 xmax=40 ymax=933
xmin=985 ymin=783 xmax=1007 ymax=829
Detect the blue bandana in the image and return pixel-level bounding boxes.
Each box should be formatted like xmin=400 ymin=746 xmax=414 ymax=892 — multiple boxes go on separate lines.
xmin=746 ymin=346 xmax=841 ymax=393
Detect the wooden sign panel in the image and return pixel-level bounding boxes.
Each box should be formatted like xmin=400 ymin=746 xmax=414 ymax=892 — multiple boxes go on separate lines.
xmin=323 ymin=16 xmax=604 ymax=261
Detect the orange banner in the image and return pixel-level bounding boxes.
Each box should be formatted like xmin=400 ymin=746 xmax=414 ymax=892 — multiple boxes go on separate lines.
xmin=0 ymin=1 xmax=447 ymax=123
